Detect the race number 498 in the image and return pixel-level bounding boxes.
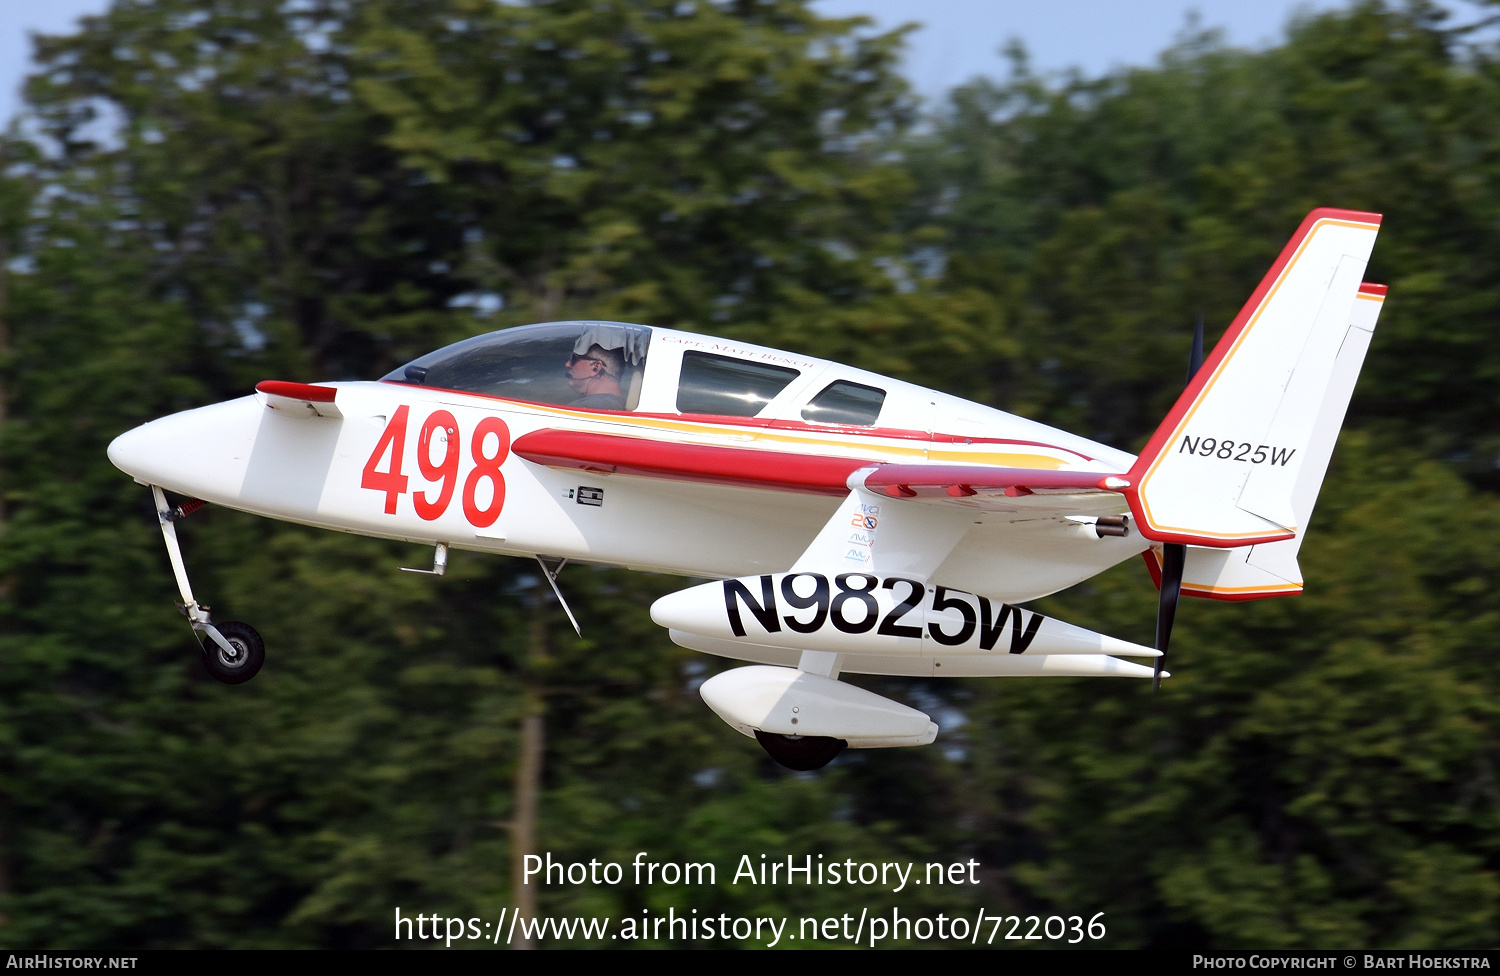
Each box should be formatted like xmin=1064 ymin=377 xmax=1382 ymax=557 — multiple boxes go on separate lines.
xmin=362 ymin=408 xmax=510 ymax=526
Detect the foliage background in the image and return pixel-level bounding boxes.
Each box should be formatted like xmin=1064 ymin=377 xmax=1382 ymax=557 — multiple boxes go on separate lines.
xmin=1 ymin=0 xmax=1497 ymax=949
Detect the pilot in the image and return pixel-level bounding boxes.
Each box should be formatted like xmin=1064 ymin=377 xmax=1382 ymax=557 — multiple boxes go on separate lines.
xmin=565 ymin=344 xmax=626 ymax=409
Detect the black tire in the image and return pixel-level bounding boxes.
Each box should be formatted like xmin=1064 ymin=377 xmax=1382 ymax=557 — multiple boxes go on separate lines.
xmin=754 ymin=730 xmax=847 ymax=771
xmin=201 ymin=621 xmax=265 ymax=684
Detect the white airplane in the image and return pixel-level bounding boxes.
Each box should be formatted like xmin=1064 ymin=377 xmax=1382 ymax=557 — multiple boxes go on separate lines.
xmin=108 ymin=208 xmax=1385 ymax=769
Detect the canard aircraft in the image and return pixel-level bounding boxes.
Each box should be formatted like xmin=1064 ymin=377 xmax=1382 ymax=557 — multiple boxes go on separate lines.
xmin=108 ymin=208 xmax=1385 ymax=769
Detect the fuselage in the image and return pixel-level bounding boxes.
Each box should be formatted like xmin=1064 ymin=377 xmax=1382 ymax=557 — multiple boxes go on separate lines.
xmin=108 ymin=322 xmax=1146 ymax=603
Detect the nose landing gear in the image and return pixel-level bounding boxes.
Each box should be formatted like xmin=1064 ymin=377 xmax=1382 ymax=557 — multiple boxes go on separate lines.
xmin=150 ymin=485 xmax=265 ymax=684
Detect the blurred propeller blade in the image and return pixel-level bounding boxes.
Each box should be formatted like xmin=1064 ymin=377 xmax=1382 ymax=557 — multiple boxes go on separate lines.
xmin=1154 ymin=316 xmax=1206 ymax=691
xmin=1189 ymin=313 xmax=1205 ymax=382
xmin=1153 ymin=542 xmax=1184 ymax=691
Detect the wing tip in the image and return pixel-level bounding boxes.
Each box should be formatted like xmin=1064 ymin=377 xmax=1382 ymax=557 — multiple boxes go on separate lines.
xmin=1307 ymin=206 xmax=1383 ymax=227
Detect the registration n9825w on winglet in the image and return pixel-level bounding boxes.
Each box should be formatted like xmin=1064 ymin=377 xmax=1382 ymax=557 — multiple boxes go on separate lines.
xmin=108 ymin=209 xmax=1385 ymax=769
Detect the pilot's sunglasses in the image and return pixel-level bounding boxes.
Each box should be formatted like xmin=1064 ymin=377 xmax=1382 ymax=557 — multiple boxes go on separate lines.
xmin=568 ymin=354 xmax=605 ymax=367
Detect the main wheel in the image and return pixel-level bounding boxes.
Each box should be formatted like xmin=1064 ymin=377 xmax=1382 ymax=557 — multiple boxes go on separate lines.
xmin=201 ymin=621 xmax=265 ymax=684
xmin=754 ymin=730 xmax=847 ymax=771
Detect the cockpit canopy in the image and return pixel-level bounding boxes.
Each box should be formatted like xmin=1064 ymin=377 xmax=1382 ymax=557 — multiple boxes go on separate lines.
xmin=384 ymin=321 xmax=651 ymax=409
xmin=384 ymin=320 xmax=890 ymax=426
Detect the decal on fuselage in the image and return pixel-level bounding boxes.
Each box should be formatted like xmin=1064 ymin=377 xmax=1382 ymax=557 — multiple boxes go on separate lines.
xmin=360 ymin=406 xmax=511 ymax=526
xmin=845 ymin=502 xmax=879 ymax=565
xmin=722 ymin=573 xmax=1042 ymax=654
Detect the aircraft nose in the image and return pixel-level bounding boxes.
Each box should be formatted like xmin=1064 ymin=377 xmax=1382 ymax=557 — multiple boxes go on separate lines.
xmin=107 ymin=397 xmax=261 ymax=498
xmin=107 ymin=420 xmax=164 ymax=482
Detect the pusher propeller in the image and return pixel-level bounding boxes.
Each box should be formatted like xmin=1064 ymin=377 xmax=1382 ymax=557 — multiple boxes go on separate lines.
xmin=1154 ymin=315 xmax=1205 ymax=691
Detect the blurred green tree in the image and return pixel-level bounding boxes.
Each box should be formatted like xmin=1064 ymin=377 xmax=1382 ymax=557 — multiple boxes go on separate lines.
xmin=910 ymin=0 xmax=1500 ymax=468
xmin=963 ymin=439 xmax=1500 ymax=948
xmin=910 ymin=0 xmax=1500 ymax=947
xmin=4 ymin=0 xmax=1500 ymax=952
xmin=0 ymin=0 xmax=983 ymax=948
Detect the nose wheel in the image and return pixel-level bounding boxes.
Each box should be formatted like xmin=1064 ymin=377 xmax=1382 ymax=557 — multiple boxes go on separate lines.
xmin=149 ymin=485 xmax=267 ymax=685
xmin=200 ymin=620 xmax=265 ymax=684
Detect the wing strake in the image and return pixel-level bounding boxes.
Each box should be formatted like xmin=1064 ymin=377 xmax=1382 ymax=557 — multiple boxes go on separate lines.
xmin=511 ymin=428 xmax=866 ymax=495
xmin=512 ymin=428 xmax=1126 ymax=500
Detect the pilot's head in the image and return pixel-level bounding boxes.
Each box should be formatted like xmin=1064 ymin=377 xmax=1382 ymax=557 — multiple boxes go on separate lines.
xmin=565 ymin=344 xmax=624 ymax=393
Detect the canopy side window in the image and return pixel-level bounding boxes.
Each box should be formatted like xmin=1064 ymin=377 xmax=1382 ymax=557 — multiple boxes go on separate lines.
xmin=676 ymin=352 xmax=800 ymax=417
xmin=800 ymin=380 xmax=887 ymax=426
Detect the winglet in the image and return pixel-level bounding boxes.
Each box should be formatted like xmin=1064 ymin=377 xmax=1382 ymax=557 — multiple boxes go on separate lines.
xmin=1121 ymin=209 xmax=1381 ymax=548
xmin=1137 ymin=278 xmax=1389 ymax=599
